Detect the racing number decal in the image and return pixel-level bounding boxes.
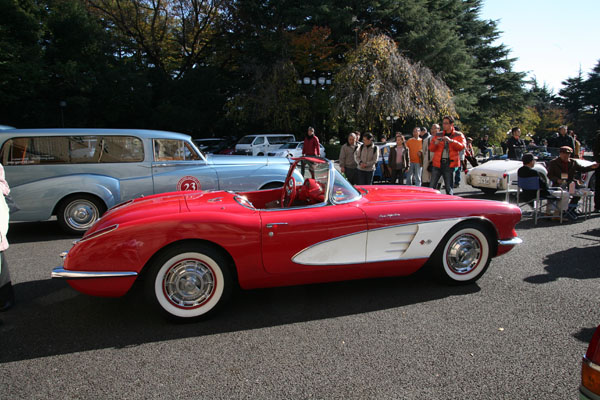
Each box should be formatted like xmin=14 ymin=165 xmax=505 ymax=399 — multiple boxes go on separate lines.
xmin=177 ymin=176 xmax=201 ymax=191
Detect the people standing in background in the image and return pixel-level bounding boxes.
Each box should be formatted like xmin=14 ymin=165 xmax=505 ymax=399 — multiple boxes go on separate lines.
xmin=405 ymin=127 xmax=422 ymax=186
xmin=421 ymin=126 xmax=435 ymax=187
xmin=302 ymin=126 xmax=320 ymax=177
xmin=506 ymin=127 xmax=526 ymax=160
xmin=0 ymin=163 xmax=14 ymax=319
xmin=429 ymin=116 xmax=466 ymax=195
xmin=388 ymin=134 xmax=410 ymax=185
xmin=594 ymin=130 xmax=600 ymax=213
xmin=338 ymin=132 xmax=359 ymax=185
xmin=464 ymin=137 xmax=479 ymax=168
xmin=552 ymin=125 xmax=575 ymax=152
xmin=478 ymin=135 xmax=492 ymax=159
xmin=355 ymin=132 xmax=380 ymax=185
xmin=569 ymin=130 xmax=581 ymax=159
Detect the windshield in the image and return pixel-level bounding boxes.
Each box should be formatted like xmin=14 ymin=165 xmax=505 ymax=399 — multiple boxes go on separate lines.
xmin=331 ymin=170 xmax=361 ymax=203
xmin=238 ymin=136 xmax=255 ymax=144
xmin=281 ymin=142 xmax=298 ymax=149
xmin=290 ymin=158 xmax=360 ymax=205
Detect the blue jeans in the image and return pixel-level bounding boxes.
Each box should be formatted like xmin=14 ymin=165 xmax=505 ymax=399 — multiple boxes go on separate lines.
xmin=482 ymin=148 xmax=493 ymax=158
xmin=454 ymin=167 xmax=461 ymax=186
xmin=357 ymin=169 xmax=375 ymax=185
xmin=430 ymin=161 xmax=455 ymax=195
xmin=406 ymin=162 xmax=422 ymax=186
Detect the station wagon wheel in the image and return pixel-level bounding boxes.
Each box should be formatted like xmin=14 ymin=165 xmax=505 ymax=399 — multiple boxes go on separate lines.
xmin=145 ymin=244 xmax=233 ymax=321
xmin=56 ymin=194 xmax=106 ymax=235
xmin=431 ymin=222 xmax=492 ymax=284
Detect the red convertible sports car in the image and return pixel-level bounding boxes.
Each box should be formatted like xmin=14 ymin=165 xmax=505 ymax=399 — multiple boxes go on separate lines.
xmin=52 ymin=157 xmax=522 ymax=321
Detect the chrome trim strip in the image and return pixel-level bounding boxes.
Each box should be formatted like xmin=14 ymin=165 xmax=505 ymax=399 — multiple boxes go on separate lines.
xmin=51 ymin=267 xmax=138 ymax=279
xmin=584 ymin=356 xmax=600 ymax=373
xmin=80 ymin=224 xmax=118 ymax=242
xmin=498 ymin=237 xmax=523 ymax=246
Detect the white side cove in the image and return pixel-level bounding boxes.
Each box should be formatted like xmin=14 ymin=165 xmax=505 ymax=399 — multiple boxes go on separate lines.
xmin=292 ymin=218 xmax=462 ymax=265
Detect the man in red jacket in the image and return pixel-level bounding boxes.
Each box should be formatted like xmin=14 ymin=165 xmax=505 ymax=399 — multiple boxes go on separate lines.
xmin=302 ymin=127 xmax=320 ymax=177
xmin=302 ymin=127 xmax=321 ymax=157
xmin=428 ymin=116 xmax=466 ymax=195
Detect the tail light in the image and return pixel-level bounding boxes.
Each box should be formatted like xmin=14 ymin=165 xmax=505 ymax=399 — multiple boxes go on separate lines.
xmin=582 ymin=325 xmax=600 ymax=395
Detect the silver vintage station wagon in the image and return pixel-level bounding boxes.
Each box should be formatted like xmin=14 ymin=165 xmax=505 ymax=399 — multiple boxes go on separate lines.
xmin=1 ymin=129 xmax=296 ymax=234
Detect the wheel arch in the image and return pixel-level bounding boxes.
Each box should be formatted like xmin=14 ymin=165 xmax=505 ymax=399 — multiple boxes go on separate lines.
xmin=137 ymin=238 xmax=239 ymax=285
xmin=52 ymin=192 xmax=109 ymax=216
xmin=453 ymin=217 xmax=499 ymax=257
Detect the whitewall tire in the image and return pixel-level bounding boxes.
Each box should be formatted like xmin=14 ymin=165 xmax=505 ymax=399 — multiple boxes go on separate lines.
xmin=433 ymin=222 xmax=493 ymax=284
xmin=146 ymin=244 xmax=233 ymax=321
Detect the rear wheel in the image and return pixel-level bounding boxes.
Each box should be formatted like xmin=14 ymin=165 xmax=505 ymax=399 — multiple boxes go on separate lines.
xmin=431 ymin=222 xmax=493 ymax=285
xmin=145 ymin=244 xmax=233 ymax=321
xmin=56 ymin=194 xmax=106 ymax=235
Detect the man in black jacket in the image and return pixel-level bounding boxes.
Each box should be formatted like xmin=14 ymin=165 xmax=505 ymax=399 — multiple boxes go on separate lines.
xmin=552 ymin=125 xmax=575 ymax=151
xmin=507 ymin=127 xmax=526 ymax=160
xmin=518 ymin=153 xmax=571 ymax=219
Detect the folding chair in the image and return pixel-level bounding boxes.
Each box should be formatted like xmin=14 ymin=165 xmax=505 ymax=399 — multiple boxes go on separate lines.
xmin=514 ymin=176 xmax=563 ymax=224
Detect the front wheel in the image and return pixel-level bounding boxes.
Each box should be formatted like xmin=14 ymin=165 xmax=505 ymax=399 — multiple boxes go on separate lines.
xmin=431 ymin=222 xmax=493 ymax=285
xmin=145 ymin=244 xmax=233 ymax=321
xmin=56 ymin=195 xmax=106 ymax=235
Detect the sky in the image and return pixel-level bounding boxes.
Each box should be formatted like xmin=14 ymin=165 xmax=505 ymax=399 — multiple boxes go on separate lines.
xmin=479 ymin=0 xmax=600 ymax=94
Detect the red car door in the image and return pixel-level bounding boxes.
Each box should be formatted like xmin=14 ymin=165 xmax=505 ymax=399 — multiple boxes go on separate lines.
xmin=260 ymin=203 xmax=367 ymax=274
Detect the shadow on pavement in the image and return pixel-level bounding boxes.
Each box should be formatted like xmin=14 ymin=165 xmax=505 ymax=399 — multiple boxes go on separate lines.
xmin=7 ymin=221 xmax=81 ymax=244
xmin=524 ymin=245 xmax=600 ymax=284
xmin=573 ymin=326 xmax=599 ymax=344
xmin=0 ymin=275 xmax=480 ymax=363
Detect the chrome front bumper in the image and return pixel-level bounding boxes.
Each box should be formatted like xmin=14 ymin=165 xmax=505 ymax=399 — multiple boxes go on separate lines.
xmin=51 ymin=267 xmax=138 ymax=280
xmin=498 ymin=237 xmax=523 ymax=246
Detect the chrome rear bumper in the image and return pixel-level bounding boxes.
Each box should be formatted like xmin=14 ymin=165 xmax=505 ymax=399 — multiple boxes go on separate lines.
xmin=51 ymin=267 xmax=138 ymax=280
xmin=498 ymin=237 xmax=523 ymax=246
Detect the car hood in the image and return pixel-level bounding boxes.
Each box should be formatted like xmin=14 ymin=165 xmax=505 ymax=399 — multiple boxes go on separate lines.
xmin=358 ymin=185 xmax=450 ymax=202
xmin=207 ymin=154 xmax=291 ymax=166
xmin=83 ymin=192 xmax=190 ymax=237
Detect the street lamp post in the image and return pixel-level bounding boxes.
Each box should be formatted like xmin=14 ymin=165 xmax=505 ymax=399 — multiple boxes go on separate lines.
xmin=59 ymin=101 xmax=67 ymax=128
xmin=297 ymin=74 xmax=332 ymax=130
xmin=386 ymin=115 xmax=399 ymax=137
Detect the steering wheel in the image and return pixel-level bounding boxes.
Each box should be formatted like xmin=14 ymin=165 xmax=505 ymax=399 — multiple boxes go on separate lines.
xmin=281 ymin=176 xmax=297 ymax=208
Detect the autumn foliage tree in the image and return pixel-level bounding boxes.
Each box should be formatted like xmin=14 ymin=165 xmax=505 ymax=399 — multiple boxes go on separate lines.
xmin=333 ymin=34 xmax=456 ymax=133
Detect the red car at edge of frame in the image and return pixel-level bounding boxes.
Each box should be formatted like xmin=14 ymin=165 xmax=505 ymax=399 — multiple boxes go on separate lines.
xmin=52 ymin=156 xmax=523 ymax=321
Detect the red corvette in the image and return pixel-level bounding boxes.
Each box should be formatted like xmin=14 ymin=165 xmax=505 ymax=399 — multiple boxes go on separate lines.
xmin=52 ymin=157 xmax=522 ymax=321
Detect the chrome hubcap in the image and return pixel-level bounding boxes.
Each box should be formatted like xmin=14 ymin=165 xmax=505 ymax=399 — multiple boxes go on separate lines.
xmin=65 ymin=200 xmax=98 ymax=230
xmin=446 ymin=233 xmax=481 ymax=274
xmin=164 ymin=260 xmax=215 ymax=308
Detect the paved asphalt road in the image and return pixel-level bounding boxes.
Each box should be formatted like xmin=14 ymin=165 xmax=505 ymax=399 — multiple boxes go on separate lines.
xmin=1 ymin=184 xmax=599 ymax=399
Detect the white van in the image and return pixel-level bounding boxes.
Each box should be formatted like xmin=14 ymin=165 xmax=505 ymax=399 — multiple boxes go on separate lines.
xmin=234 ymin=134 xmax=295 ymax=156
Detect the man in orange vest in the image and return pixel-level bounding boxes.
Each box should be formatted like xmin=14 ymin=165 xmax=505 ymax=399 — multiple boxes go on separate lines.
xmin=428 ymin=116 xmax=466 ymax=195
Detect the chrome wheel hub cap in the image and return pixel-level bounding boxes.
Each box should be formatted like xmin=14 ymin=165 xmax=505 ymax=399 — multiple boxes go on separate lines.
xmin=65 ymin=201 xmax=98 ymax=230
xmin=164 ymin=260 xmax=215 ymax=308
xmin=446 ymin=234 xmax=481 ymax=274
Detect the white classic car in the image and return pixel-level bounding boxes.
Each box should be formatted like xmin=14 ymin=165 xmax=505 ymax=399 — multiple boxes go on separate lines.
xmin=267 ymin=141 xmax=326 ymax=158
xmin=466 ymin=147 xmax=596 ymax=194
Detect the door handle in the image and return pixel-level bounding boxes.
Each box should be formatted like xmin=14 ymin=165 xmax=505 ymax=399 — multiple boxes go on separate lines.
xmin=266 ymin=222 xmax=288 ymax=228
